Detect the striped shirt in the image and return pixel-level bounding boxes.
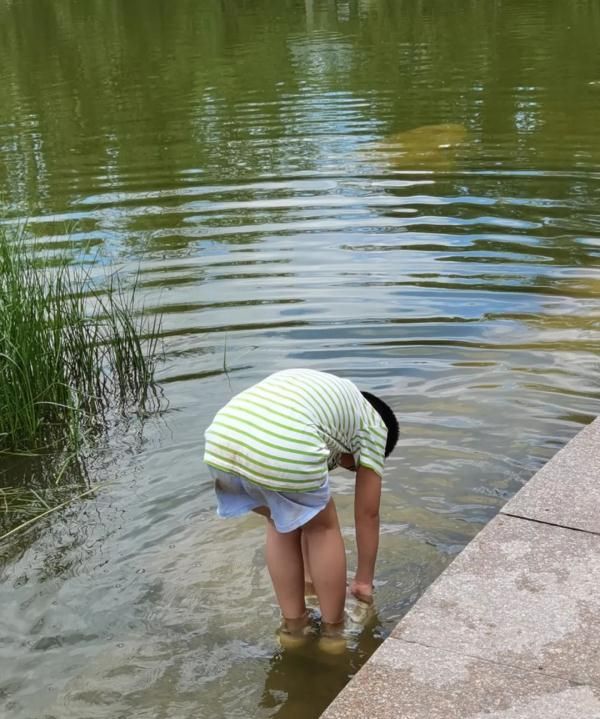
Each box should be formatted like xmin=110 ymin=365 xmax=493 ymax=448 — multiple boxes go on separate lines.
xmin=203 ymin=369 xmax=387 ymax=492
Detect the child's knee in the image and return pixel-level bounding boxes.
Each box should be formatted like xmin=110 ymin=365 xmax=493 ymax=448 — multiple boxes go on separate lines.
xmin=304 ymin=500 xmax=339 ymax=532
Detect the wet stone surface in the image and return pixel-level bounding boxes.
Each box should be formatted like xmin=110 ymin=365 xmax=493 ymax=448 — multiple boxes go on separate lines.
xmin=321 ymin=638 xmax=600 ymax=719
xmin=502 ymin=418 xmax=600 ymax=535
xmin=392 ymin=515 xmax=600 ymax=684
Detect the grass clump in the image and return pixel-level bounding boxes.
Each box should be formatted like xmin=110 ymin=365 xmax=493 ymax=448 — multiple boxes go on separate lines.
xmin=0 ymin=224 xmax=161 ymax=456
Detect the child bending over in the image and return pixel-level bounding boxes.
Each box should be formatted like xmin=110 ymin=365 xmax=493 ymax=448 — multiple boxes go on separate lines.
xmin=204 ymin=368 xmax=398 ymax=649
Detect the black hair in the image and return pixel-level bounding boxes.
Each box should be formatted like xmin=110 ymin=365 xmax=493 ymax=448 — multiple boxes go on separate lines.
xmin=361 ymin=391 xmax=399 ymax=457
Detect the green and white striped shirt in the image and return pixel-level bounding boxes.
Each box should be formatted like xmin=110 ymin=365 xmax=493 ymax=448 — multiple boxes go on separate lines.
xmin=204 ymin=369 xmax=387 ymax=492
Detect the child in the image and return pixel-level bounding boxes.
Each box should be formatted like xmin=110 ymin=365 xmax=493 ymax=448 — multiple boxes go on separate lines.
xmin=204 ymin=368 xmax=398 ymax=649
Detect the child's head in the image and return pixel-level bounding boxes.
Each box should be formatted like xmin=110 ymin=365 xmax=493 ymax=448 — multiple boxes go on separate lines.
xmin=361 ymin=392 xmax=399 ymax=457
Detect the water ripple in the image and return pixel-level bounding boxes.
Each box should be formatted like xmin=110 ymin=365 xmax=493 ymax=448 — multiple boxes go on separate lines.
xmin=2 ymin=1 xmax=600 ymax=717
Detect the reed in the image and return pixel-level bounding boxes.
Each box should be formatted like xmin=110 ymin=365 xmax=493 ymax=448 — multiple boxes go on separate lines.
xmin=0 ymin=224 xmax=161 ymax=455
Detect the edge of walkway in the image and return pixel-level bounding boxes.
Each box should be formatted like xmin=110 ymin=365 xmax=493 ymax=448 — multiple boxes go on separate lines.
xmin=322 ymin=417 xmax=600 ymax=719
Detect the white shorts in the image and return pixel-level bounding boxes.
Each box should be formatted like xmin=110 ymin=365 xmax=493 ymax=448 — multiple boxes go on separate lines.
xmin=208 ymin=465 xmax=330 ymax=533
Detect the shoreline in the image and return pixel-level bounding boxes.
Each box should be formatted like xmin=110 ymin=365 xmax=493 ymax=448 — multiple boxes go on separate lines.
xmin=323 ymin=418 xmax=600 ymax=718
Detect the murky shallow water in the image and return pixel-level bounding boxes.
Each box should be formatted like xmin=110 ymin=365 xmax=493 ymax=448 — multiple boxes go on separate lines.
xmin=1 ymin=1 xmax=600 ymax=717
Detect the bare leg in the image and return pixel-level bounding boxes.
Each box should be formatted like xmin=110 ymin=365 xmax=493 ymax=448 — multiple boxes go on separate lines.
xmin=302 ymin=499 xmax=346 ymax=627
xmin=265 ymin=521 xmax=307 ymax=629
xmin=301 ymin=531 xmax=316 ymax=596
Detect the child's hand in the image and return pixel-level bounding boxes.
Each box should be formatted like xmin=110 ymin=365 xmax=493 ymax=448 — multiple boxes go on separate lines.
xmin=349 ymin=579 xmax=374 ymax=605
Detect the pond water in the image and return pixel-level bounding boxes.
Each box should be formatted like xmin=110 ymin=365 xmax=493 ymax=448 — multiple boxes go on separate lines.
xmin=1 ymin=1 xmax=600 ymax=717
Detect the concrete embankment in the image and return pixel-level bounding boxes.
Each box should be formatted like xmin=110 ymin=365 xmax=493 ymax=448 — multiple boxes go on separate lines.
xmin=323 ymin=418 xmax=600 ymax=719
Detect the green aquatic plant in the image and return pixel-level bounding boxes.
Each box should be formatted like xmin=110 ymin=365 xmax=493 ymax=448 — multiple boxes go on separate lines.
xmin=0 ymin=223 xmax=162 ymax=539
xmin=0 ymin=224 xmax=161 ymax=455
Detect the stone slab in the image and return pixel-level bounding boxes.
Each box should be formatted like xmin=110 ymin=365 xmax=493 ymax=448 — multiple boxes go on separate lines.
xmin=322 ymin=637 xmax=600 ymax=719
xmin=391 ymin=513 xmax=600 ymax=685
xmin=501 ymin=418 xmax=600 ymax=534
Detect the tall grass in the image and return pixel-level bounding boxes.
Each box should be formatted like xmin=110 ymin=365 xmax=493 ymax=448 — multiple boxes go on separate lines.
xmin=0 ymin=224 xmax=162 ymax=540
xmin=0 ymin=224 xmax=161 ymax=456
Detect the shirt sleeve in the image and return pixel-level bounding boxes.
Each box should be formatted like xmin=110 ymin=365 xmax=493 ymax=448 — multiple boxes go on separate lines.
xmin=356 ymin=423 xmax=387 ymax=477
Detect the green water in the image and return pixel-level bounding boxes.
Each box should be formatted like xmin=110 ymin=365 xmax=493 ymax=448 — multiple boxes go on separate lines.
xmin=1 ymin=1 xmax=600 ymax=717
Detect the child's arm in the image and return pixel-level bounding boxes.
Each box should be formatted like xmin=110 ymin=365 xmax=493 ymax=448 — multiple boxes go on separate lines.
xmin=352 ymin=466 xmax=382 ymax=603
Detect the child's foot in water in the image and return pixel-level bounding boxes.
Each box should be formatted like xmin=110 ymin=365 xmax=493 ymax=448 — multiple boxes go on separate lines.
xmin=318 ymin=620 xmax=347 ymax=655
xmin=318 ymin=595 xmax=376 ymax=653
xmin=276 ymin=612 xmax=314 ymax=650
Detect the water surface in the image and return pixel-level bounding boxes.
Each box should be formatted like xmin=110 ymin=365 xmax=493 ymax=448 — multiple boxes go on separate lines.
xmin=1 ymin=1 xmax=600 ymax=717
